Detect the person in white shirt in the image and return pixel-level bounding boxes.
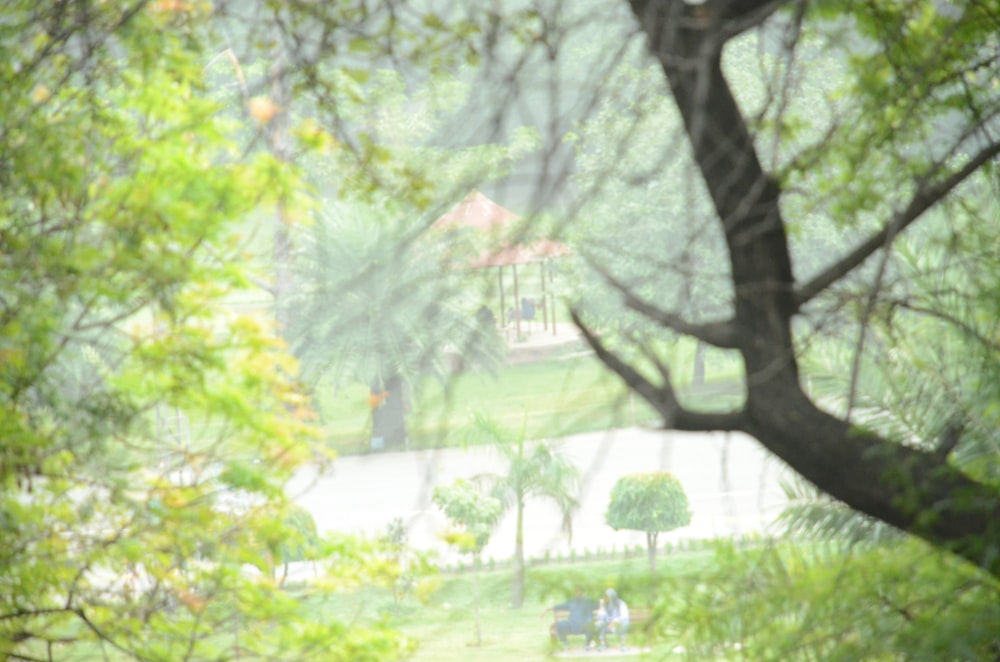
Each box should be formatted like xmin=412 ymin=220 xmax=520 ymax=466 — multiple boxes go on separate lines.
xmin=596 ymin=588 xmax=630 ymax=651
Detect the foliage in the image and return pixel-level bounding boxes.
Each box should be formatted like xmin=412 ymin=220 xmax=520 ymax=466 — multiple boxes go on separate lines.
xmin=431 ymin=479 xmax=502 ymax=646
xmin=432 ymin=480 xmax=503 ymax=555
xmin=380 ymin=518 xmax=438 ymax=610
xmin=784 ymin=190 xmax=1000 ymax=543
xmin=469 ymin=414 xmax=580 ymax=608
xmin=606 ymin=472 xmax=691 ymax=573
xmin=0 ymin=2 xmax=418 ymax=659
xmin=658 ymin=540 xmax=1000 ymax=661
xmin=275 ymin=504 xmax=321 ymax=566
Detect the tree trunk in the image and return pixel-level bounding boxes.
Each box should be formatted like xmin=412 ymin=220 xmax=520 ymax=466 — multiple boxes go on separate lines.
xmin=267 ymin=34 xmax=294 ymax=331
xmin=692 ymin=340 xmax=706 ymax=387
xmin=646 ymin=531 xmax=658 ymax=575
xmin=512 ymin=499 xmax=525 ymax=608
xmin=371 ymin=374 xmax=408 ymax=449
xmin=473 ymin=553 xmax=483 ymax=646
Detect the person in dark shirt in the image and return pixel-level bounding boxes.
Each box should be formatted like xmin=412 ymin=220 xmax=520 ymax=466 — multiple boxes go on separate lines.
xmin=544 ymin=587 xmax=597 ymax=650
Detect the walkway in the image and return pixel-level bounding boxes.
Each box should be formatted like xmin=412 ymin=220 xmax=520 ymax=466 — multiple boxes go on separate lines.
xmin=286 ymin=426 xmax=793 ymax=568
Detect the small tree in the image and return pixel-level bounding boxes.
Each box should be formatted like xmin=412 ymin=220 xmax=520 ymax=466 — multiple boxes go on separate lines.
xmin=432 ymin=479 xmax=502 ymax=646
xmin=471 ymin=414 xmax=579 ymax=608
xmin=606 ymin=472 xmax=691 ymax=574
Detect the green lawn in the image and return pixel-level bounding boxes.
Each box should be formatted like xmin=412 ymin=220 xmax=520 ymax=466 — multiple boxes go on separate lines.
xmin=315 ymin=342 xmax=744 ymax=456
xmin=298 ymin=548 xmax=724 ymax=662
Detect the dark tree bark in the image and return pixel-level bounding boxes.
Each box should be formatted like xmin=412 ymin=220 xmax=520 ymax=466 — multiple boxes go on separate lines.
xmin=578 ymin=0 xmax=1000 ymax=578
xmin=371 ymin=374 xmax=408 ymax=449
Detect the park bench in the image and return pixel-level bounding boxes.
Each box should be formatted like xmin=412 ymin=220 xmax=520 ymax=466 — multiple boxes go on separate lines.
xmin=551 ymin=605 xmax=653 ymax=647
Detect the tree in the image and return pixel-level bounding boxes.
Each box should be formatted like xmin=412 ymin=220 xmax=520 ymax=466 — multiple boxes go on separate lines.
xmin=432 ymin=479 xmax=503 ymax=647
xmin=286 ymin=197 xmax=505 ymax=448
xmin=564 ymin=0 xmax=1000 ymax=578
xmin=470 ymin=414 xmax=580 ymax=608
xmin=0 ymin=3 xmax=416 ymax=659
xmin=606 ymin=472 xmax=691 ymax=574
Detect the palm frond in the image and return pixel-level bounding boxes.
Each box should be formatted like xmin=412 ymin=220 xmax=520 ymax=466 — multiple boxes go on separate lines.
xmin=778 ymin=479 xmax=902 ymax=545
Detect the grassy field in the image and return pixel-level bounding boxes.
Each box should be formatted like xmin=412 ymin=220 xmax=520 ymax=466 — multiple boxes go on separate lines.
xmin=315 ymin=342 xmax=744 ymax=455
xmin=298 ymin=548 xmax=725 ymax=662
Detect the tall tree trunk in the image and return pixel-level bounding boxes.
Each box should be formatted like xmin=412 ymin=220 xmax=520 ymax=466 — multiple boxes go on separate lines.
xmin=267 ymin=34 xmax=294 ymax=330
xmin=646 ymin=531 xmax=658 ymax=575
xmin=692 ymin=340 xmax=706 ymax=387
xmin=371 ymin=374 xmax=408 ymax=449
xmin=473 ymin=553 xmax=483 ymax=646
xmin=512 ymin=499 xmax=525 ymax=608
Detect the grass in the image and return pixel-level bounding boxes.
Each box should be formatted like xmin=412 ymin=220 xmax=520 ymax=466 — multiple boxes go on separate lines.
xmin=315 ymin=342 xmax=744 ymax=456
xmin=296 ymin=548 xmax=725 ymax=662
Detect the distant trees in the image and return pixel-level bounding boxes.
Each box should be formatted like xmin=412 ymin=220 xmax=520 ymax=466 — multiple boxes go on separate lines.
xmin=606 ymin=472 xmax=691 ymax=573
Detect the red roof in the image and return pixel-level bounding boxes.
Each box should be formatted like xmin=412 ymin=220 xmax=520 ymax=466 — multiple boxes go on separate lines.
xmin=433 ymin=192 xmax=571 ymax=267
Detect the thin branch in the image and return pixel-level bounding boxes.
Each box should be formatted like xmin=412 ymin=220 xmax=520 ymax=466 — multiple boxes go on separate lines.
xmin=795 ymin=139 xmax=1000 ymax=307
xmin=73 ymin=608 xmax=152 ymax=662
xmin=717 ymin=0 xmax=796 ymax=38
xmin=571 ymin=309 xmax=745 ymax=432
xmin=888 ymin=297 xmax=1000 ymax=353
xmin=586 ymin=256 xmax=739 ymax=348
xmin=0 ymin=607 xmax=74 ymax=622
xmin=846 ymin=220 xmax=897 ymax=421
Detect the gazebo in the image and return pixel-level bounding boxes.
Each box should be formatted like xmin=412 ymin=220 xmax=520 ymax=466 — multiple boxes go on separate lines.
xmin=433 ymin=191 xmax=571 ymax=340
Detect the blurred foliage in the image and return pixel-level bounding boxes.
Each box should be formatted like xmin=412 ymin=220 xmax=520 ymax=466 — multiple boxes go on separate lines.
xmin=0 ymin=0 xmax=483 ymax=658
xmin=656 ymin=540 xmax=1000 ymax=661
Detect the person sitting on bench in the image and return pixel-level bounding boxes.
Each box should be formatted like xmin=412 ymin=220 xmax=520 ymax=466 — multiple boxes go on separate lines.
xmin=544 ymin=587 xmax=597 ymax=650
xmin=597 ymin=588 xmax=631 ymax=651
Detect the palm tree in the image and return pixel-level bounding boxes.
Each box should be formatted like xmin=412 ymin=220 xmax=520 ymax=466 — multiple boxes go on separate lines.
xmin=286 ymin=198 xmax=504 ymax=448
xmin=471 ymin=414 xmax=579 ymax=608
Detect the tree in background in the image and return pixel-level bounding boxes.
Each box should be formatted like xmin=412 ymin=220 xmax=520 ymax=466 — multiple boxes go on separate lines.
xmin=606 ymin=472 xmax=691 ymax=574
xmin=470 ymin=414 xmax=580 ymax=608
xmin=432 ymin=479 xmax=503 ymax=647
xmin=286 ymin=197 xmax=506 ymax=449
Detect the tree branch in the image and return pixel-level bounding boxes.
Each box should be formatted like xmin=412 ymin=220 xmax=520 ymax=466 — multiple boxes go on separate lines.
xmin=627 ymin=0 xmax=1000 ymax=578
xmin=587 ymin=257 xmax=738 ymax=348
xmin=935 ymin=417 xmax=965 ymax=461
xmin=571 ymin=309 xmax=745 ymax=432
xmin=716 ymin=0 xmax=796 ymax=37
xmin=887 ymin=297 xmax=1000 ymax=354
xmin=795 ymin=140 xmax=1000 ymax=308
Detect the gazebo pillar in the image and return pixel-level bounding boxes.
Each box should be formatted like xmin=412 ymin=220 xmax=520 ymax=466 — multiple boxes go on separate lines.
xmin=498 ymin=267 xmax=507 ymax=328
xmin=513 ymin=264 xmax=521 ymax=338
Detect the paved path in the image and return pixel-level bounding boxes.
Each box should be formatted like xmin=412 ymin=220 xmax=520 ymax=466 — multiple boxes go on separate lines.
xmin=286 ymin=427 xmax=794 ymax=566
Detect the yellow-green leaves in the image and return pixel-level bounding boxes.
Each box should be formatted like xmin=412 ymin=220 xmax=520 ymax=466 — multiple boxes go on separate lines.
xmin=0 ymin=2 xmax=402 ymax=660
